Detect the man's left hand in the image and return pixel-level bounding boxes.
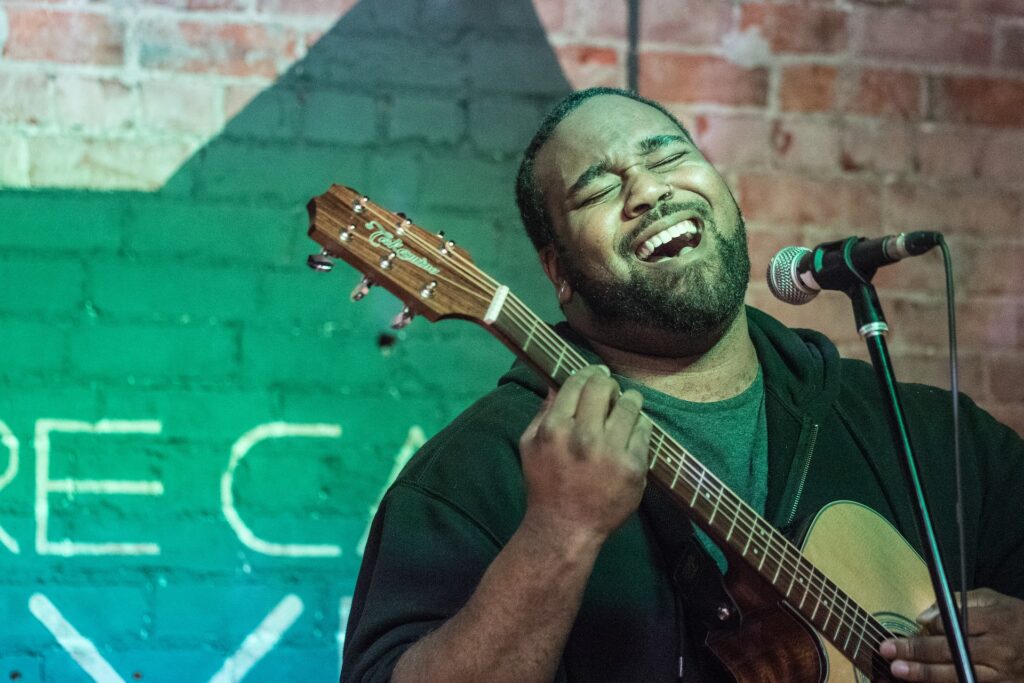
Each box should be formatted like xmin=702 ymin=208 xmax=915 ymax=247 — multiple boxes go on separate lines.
xmin=880 ymin=588 xmax=1024 ymax=682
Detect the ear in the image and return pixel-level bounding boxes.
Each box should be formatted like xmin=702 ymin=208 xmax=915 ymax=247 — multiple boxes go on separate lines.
xmin=539 ymin=244 xmax=572 ymax=305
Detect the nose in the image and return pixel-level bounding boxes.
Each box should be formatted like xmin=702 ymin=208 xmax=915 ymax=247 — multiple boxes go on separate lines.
xmin=624 ymin=168 xmax=673 ymax=219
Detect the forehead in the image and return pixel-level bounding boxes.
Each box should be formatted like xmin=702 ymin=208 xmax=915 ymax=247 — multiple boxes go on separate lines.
xmin=535 ymin=95 xmax=683 ymax=193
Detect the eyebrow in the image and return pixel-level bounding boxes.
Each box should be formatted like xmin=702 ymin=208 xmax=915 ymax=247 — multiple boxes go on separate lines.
xmin=567 ymin=134 xmax=690 ymax=197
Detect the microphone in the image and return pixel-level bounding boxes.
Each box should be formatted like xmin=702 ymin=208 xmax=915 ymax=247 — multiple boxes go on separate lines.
xmin=767 ymin=232 xmax=942 ymax=305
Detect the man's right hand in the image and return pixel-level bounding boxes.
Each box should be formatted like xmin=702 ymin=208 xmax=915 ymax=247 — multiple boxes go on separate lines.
xmin=518 ymin=364 xmax=653 ymax=545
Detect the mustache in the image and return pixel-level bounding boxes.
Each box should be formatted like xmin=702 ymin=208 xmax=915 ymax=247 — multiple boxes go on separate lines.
xmin=618 ymin=200 xmax=714 ymax=258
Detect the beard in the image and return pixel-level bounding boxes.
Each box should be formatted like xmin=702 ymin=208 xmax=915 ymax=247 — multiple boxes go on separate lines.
xmin=557 ymin=201 xmax=750 ymax=344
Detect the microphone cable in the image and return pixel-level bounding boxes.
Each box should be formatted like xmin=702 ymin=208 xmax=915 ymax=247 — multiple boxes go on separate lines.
xmin=938 ymin=234 xmax=968 ymax=638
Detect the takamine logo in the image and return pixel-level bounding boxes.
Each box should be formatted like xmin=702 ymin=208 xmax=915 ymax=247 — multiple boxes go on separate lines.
xmin=366 ymin=221 xmax=441 ymax=275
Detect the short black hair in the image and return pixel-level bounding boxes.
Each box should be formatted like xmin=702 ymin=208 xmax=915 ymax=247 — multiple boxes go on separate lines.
xmin=514 ymin=87 xmax=693 ymax=251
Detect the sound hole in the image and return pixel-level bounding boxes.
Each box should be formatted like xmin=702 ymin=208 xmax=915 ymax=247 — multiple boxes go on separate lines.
xmin=854 ymin=612 xmax=919 ymax=683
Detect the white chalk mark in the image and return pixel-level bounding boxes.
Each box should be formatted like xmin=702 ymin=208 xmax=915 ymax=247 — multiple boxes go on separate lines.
xmin=222 ymin=422 xmax=343 ymax=557
xmin=29 ymin=593 xmax=126 ymax=683
xmin=0 ymin=420 xmax=20 ymax=553
xmin=35 ymin=419 xmax=164 ymax=556
xmin=337 ymin=595 xmax=352 ymax=676
xmin=208 ymin=594 xmax=304 ymax=683
xmin=357 ymin=425 xmax=426 ymax=555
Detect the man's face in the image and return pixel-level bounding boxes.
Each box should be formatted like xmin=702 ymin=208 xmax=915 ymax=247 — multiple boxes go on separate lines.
xmin=535 ymin=95 xmax=750 ymax=351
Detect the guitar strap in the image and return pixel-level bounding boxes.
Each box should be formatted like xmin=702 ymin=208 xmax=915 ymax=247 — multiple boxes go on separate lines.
xmin=642 ymin=483 xmax=740 ymax=682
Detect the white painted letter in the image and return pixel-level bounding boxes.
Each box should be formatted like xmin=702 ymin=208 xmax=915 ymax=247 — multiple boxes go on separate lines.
xmin=222 ymin=422 xmax=342 ymax=557
xmin=208 ymin=594 xmax=304 ymax=683
xmin=35 ymin=419 xmax=164 ymax=556
xmin=30 ymin=593 xmax=126 ymax=682
xmin=0 ymin=420 xmax=20 ymax=553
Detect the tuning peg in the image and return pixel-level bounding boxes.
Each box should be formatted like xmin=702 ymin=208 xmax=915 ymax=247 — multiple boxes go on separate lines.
xmin=390 ymin=305 xmax=415 ymax=330
xmin=307 ymin=249 xmax=334 ymax=272
xmin=351 ymin=276 xmax=374 ymax=301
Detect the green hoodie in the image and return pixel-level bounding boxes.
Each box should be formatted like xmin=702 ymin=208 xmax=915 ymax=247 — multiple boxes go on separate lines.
xmin=342 ymin=307 xmax=1024 ymax=682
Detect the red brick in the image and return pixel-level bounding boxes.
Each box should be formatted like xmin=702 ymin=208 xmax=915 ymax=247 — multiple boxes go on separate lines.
xmin=54 ymin=75 xmax=135 ymax=132
xmin=914 ymin=124 xmax=985 ymax=180
xmin=572 ymin=0 xmax=628 ymax=40
xmin=554 ymin=45 xmax=625 ymax=89
xmin=958 ymin=299 xmax=1020 ymax=350
xmin=142 ymin=0 xmax=248 ymax=9
xmin=883 ymin=183 xmax=1019 ymax=238
xmin=969 ymin=0 xmax=1024 ymax=14
xmin=738 ymin=173 xmax=881 ymax=231
xmin=639 ymin=53 xmax=768 ymax=106
xmin=854 ymin=8 xmax=992 ymax=66
xmin=840 ymin=120 xmax=913 ymax=175
xmin=740 ymin=4 xmax=848 ymax=54
xmin=989 ymin=356 xmax=1024 ymax=402
xmin=256 ymin=0 xmax=358 ymax=17
xmin=0 ymin=72 xmax=51 ymax=126
xmin=769 ymin=118 xmax=841 ymax=173
xmin=984 ymin=402 xmax=1024 ymax=438
xmin=889 ymin=352 xmax=986 ymax=394
xmin=531 ymin=0 xmax=569 ymax=35
xmin=997 ymin=25 xmax=1024 ymax=68
xmin=978 ymin=130 xmax=1024 ymax=183
xmin=140 ymin=79 xmax=219 ymax=135
xmin=3 ymin=9 xmax=124 ymax=65
xmin=934 ymin=75 xmax=1024 ymax=127
xmin=845 ymin=69 xmax=922 ymax=121
xmin=690 ymin=113 xmax=774 ymax=170
xmin=138 ymin=20 xmax=298 ymax=77
xmin=640 ymin=0 xmax=734 ymax=47
xmin=780 ymin=65 xmax=837 ymax=113
xmin=959 ymin=243 xmax=1024 ymax=296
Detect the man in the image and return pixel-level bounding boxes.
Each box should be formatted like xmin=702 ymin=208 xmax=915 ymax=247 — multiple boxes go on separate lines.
xmin=342 ymin=88 xmax=1024 ymax=682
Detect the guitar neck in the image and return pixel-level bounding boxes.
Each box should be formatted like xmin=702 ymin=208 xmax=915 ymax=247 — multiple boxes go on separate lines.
xmin=488 ymin=294 xmax=891 ymax=678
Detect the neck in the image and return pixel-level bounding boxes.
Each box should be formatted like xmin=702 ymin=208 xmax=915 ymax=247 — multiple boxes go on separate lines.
xmin=583 ymin=307 xmax=759 ymax=403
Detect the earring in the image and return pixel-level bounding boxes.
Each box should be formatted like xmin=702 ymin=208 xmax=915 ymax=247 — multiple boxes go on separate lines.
xmin=558 ymin=281 xmax=568 ymax=299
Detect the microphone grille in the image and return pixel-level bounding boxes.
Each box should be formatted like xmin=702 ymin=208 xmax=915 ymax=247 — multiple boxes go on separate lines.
xmin=767 ymin=246 xmax=817 ymax=305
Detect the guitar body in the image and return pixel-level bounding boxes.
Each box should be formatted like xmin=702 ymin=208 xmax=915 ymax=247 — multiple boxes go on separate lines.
xmin=708 ymin=501 xmax=934 ymax=682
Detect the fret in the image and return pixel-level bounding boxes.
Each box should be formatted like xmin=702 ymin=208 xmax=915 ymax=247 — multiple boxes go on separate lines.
xmin=551 ymin=344 xmax=566 ymax=380
xmin=833 ymin=593 xmax=847 ymax=641
xmin=818 ymin=595 xmax=831 ymax=629
xmin=725 ymin=510 xmax=738 ymax=542
xmin=771 ymin=545 xmax=785 ymax=584
xmin=842 ymin=603 xmax=856 ymax=651
xmin=707 ymin=485 xmax=722 ymax=525
xmin=690 ymin=468 xmax=705 ymax=505
xmin=741 ymin=524 xmax=754 ymax=557
xmin=522 ymin=318 xmax=538 ymax=353
xmin=851 ymin=615 xmax=866 ymax=661
xmin=670 ymin=457 xmax=684 ymax=489
xmin=649 ymin=429 xmax=665 ymax=470
xmin=798 ymin=574 xmax=809 ymax=609
xmin=757 ymin=529 xmax=769 ymax=570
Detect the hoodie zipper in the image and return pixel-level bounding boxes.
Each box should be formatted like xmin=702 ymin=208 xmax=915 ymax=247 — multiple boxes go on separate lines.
xmin=784 ymin=422 xmax=819 ymax=528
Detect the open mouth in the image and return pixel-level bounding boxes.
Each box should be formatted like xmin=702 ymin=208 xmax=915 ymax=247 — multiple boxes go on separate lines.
xmin=634 ymin=219 xmax=703 ymax=263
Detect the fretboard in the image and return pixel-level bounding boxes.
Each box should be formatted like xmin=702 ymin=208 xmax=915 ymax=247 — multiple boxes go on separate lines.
xmin=490 ymin=294 xmax=893 ymax=679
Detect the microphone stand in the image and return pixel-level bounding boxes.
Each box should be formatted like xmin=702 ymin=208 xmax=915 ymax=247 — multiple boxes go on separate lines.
xmin=815 ymin=237 xmax=975 ymax=683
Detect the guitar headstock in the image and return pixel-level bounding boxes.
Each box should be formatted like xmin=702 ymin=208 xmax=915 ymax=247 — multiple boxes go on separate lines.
xmin=306 ymin=185 xmax=498 ymax=327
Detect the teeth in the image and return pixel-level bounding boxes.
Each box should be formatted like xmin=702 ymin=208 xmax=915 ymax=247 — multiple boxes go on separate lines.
xmin=635 ymin=219 xmax=699 ymax=260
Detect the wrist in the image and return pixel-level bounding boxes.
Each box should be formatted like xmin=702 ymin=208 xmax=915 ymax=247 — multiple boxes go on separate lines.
xmin=517 ymin=510 xmax=607 ymax=564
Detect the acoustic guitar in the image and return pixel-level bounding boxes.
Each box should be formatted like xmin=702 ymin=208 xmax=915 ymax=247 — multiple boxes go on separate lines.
xmin=306 ymin=184 xmax=934 ymax=682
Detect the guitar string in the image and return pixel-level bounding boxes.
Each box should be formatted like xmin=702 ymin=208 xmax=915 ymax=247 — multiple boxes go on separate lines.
xmin=339 ymin=196 xmax=896 ymax=671
xmin=496 ymin=299 xmax=896 ymax=679
xmin=496 ymin=296 xmax=897 ymax=658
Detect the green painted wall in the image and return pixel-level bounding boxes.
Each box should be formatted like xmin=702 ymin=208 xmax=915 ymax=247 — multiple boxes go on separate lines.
xmin=0 ymin=1 xmax=566 ymax=679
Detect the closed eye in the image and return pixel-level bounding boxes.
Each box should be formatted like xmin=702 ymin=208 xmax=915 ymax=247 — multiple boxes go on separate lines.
xmin=651 ymin=152 xmax=686 ymax=169
xmin=580 ymin=185 xmax=617 ymax=206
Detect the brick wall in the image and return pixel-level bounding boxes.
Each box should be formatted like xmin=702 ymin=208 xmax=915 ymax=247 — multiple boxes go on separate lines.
xmin=0 ymin=0 xmax=1021 ymax=680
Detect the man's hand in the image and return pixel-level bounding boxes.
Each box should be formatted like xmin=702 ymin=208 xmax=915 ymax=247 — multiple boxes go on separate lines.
xmin=518 ymin=365 xmax=652 ymax=545
xmin=880 ymin=588 xmax=1024 ymax=682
